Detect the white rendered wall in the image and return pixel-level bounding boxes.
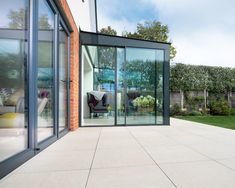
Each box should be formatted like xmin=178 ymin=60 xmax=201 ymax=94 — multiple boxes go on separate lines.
xmin=67 ymin=0 xmax=97 ymax=32
xmin=82 ymin=47 xmax=94 ymax=120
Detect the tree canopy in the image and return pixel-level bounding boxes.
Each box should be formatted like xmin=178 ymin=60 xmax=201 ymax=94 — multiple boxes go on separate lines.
xmin=7 ymin=8 xmax=51 ymax=29
xmin=99 ymin=26 xmax=117 ymax=36
xmin=99 ymin=20 xmax=176 ymax=59
xmin=8 ymin=8 xmax=26 ymax=29
xmin=170 ymin=63 xmax=235 ymax=93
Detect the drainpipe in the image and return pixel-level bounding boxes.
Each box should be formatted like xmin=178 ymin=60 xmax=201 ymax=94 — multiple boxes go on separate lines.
xmin=94 ymin=0 xmax=98 ymax=33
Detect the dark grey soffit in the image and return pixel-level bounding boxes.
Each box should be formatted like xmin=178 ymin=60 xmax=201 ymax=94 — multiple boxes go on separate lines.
xmin=80 ymin=31 xmax=170 ymax=49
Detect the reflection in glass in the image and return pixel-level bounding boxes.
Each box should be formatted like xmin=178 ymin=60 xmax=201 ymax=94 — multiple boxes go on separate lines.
xmin=82 ymin=45 xmax=165 ymax=126
xmin=37 ymin=0 xmax=54 ymax=142
xmin=116 ymin=48 xmax=125 ymax=125
xmin=0 ymin=0 xmax=28 ymax=161
xmin=59 ymin=24 xmax=68 ymax=131
xmin=156 ymin=50 xmax=164 ymax=124
xmin=82 ymin=46 xmax=115 ymax=126
xmin=126 ymin=48 xmax=156 ymax=125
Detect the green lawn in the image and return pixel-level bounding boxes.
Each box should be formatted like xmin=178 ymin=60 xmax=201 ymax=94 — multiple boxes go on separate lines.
xmin=175 ymin=115 xmax=235 ymax=130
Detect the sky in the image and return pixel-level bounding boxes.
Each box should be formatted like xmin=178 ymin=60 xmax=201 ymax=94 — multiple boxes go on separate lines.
xmin=97 ymin=0 xmax=235 ymax=68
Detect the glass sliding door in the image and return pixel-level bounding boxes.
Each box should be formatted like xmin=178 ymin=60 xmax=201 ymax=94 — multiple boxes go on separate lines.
xmin=156 ymin=50 xmax=164 ymax=124
xmin=0 ymin=0 xmax=28 ymax=161
xmin=81 ymin=42 xmax=167 ymax=126
xmin=0 ymin=0 xmax=71 ymax=178
xmin=82 ymin=45 xmax=115 ymax=126
xmin=37 ymin=0 xmax=55 ymax=142
xmin=125 ymin=48 xmax=156 ymax=125
xmin=58 ymin=23 xmax=69 ymax=132
xmin=116 ymin=48 xmax=125 ymax=125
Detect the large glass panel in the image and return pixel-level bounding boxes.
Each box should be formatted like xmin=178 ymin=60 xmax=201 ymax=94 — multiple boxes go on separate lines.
xmin=0 ymin=0 xmax=28 ymax=161
xmin=58 ymin=24 xmax=69 ymax=131
xmin=156 ymin=50 xmax=164 ymax=124
xmin=82 ymin=45 xmax=115 ymax=126
xmin=116 ymin=48 xmax=125 ymax=125
xmin=126 ymin=48 xmax=156 ymax=125
xmin=37 ymin=0 xmax=55 ymax=142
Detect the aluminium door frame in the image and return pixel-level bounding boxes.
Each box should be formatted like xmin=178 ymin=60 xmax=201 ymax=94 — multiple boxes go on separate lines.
xmin=57 ymin=16 xmax=71 ymax=138
xmin=35 ymin=0 xmax=58 ymax=152
xmin=0 ymin=0 xmax=72 ymax=179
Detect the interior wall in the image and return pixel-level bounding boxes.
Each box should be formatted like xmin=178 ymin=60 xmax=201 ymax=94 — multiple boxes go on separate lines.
xmin=82 ymin=47 xmax=93 ymax=119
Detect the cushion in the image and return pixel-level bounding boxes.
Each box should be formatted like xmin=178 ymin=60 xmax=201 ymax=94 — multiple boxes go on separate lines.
xmin=0 ymin=95 xmax=3 ymax=106
xmin=0 ymin=113 xmax=25 ymax=128
xmin=5 ymin=89 xmax=24 ymax=106
xmin=0 ymin=88 xmax=15 ymax=103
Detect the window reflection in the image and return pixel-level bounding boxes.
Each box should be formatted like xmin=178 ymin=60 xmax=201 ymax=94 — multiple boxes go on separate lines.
xmin=0 ymin=0 xmax=28 ymax=161
xmin=126 ymin=48 xmax=156 ymax=125
xmin=82 ymin=46 xmax=165 ymax=126
xmin=37 ymin=0 xmax=54 ymax=142
xmin=82 ymin=46 xmax=115 ymax=126
xmin=58 ymin=24 xmax=69 ymax=131
xmin=156 ymin=50 xmax=164 ymax=124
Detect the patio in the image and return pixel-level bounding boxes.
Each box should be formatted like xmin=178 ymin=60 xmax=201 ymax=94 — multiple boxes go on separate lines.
xmin=1 ymin=118 xmax=235 ymax=188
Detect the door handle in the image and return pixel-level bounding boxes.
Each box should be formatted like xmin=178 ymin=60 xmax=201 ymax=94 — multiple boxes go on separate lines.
xmin=60 ymin=80 xmax=73 ymax=83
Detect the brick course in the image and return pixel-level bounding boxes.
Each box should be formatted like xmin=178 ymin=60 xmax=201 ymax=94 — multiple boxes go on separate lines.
xmin=59 ymin=0 xmax=79 ymax=130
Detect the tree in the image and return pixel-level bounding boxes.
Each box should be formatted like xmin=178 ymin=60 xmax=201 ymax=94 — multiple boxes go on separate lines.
xmin=100 ymin=21 xmax=176 ymax=59
xmin=170 ymin=63 xmax=235 ymax=111
xmin=8 ymin=9 xmax=51 ymax=29
xmin=123 ymin=20 xmax=176 ymax=59
xmin=38 ymin=15 xmax=52 ymax=29
xmin=170 ymin=63 xmax=189 ymax=109
xmin=8 ymin=8 xmax=26 ymax=29
xmin=99 ymin=26 xmax=117 ymax=36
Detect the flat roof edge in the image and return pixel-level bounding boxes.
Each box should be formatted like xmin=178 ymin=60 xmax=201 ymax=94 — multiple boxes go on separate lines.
xmin=80 ymin=30 xmax=170 ymax=49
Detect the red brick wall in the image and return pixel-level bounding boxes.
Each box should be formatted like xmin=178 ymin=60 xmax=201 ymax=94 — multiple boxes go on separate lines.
xmin=59 ymin=0 xmax=79 ymax=131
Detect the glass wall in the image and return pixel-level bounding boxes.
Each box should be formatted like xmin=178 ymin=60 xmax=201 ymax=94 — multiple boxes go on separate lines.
xmin=37 ymin=0 xmax=55 ymax=142
xmin=0 ymin=0 xmax=28 ymax=161
xmin=58 ymin=23 xmax=69 ymax=131
xmin=126 ymin=48 xmax=156 ymax=125
xmin=82 ymin=46 xmax=115 ymax=126
xmin=156 ymin=50 xmax=164 ymax=124
xmin=0 ymin=0 xmax=70 ymax=179
xmin=116 ymin=48 xmax=125 ymax=125
xmin=82 ymin=45 xmax=166 ymax=126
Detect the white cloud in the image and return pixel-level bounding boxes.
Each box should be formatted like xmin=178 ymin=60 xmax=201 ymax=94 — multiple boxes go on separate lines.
xmin=97 ymin=0 xmax=235 ymax=67
xmin=98 ymin=10 xmax=137 ymax=35
xmin=142 ymin=0 xmax=235 ymax=67
xmin=173 ymin=30 xmax=235 ymax=67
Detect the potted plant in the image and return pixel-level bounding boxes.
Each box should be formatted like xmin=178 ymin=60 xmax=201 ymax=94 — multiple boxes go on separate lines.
xmin=133 ymin=95 xmax=155 ymax=113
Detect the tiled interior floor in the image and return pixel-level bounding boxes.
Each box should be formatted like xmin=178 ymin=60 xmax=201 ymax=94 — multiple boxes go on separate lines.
xmin=1 ymin=118 xmax=235 ymax=188
xmin=83 ymin=116 xmax=163 ymax=126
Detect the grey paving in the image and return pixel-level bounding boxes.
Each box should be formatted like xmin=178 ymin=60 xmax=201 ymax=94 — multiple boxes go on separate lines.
xmin=1 ymin=118 xmax=235 ymax=188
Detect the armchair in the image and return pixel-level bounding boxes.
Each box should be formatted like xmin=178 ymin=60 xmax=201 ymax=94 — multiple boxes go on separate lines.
xmin=87 ymin=92 xmax=108 ymax=118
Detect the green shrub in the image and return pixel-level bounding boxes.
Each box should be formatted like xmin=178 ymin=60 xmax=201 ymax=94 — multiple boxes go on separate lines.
xmin=188 ymin=110 xmax=202 ymax=116
xmin=180 ymin=110 xmax=190 ymax=116
xmin=170 ymin=104 xmax=181 ymax=116
xmin=209 ymin=98 xmax=231 ymax=115
xmin=185 ymin=95 xmax=204 ymax=111
xmin=133 ymin=95 xmax=155 ymax=108
xmin=201 ymin=108 xmax=209 ymax=115
xmin=230 ymin=108 xmax=235 ymax=116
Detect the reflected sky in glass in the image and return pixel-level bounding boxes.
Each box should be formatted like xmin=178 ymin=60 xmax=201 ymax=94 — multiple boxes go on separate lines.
xmin=0 ymin=1 xmax=26 ymax=28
